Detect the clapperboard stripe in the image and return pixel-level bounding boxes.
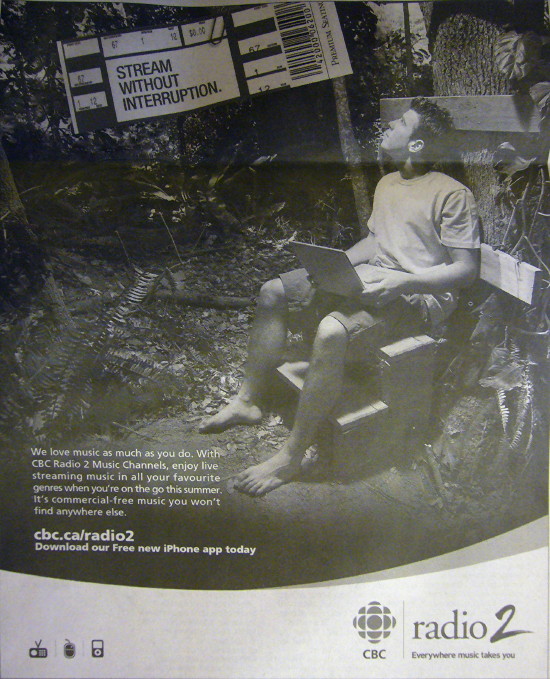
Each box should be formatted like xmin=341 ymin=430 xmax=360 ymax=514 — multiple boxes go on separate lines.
xmin=240 ymin=45 xmax=283 ymax=65
xmin=274 ymin=3 xmax=323 ymax=81
xmin=65 ymin=82 xmax=105 ymax=98
xmin=233 ymin=18 xmax=277 ymax=42
xmin=63 ymin=54 xmax=104 ymax=72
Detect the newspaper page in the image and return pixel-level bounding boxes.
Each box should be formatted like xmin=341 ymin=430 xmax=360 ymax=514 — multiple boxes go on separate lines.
xmin=0 ymin=1 xmax=548 ymax=677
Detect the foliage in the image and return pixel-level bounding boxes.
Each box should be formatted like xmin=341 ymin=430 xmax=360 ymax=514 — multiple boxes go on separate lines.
xmin=374 ymin=30 xmax=432 ymax=99
xmin=494 ymin=31 xmax=546 ymax=83
xmin=491 ymin=26 xmax=550 ymax=342
xmin=12 ymin=141 xmax=363 ymax=263
xmin=493 ymin=143 xmax=549 ymax=270
xmin=431 ymin=23 xmax=550 ymax=480
xmin=0 ymin=218 xmax=47 ymax=309
xmin=334 ymin=3 xmax=379 ymax=149
xmin=0 ymin=268 xmax=184 ymax=439
xmin=495 ymin=28 xmax=550 ymax=134
xmin=484 ymin=26 xmax=549 ymax=464
xmin=479 ymin=341 xmax=537 ymax=450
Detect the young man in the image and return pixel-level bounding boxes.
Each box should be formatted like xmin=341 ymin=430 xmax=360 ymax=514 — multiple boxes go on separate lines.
xmin=200 ymin=97 xmax=481 ymax=497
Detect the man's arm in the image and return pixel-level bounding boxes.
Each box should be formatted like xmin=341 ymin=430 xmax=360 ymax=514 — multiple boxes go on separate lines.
xmin=346 ymin=232 xmax=376 ymax=266
xmin=358 ymin=247 xmax=480 ymax=306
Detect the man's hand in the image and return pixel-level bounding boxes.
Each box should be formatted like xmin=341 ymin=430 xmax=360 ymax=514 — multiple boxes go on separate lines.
xmin=356 ymin=266 xmax=412 ymax=307
xmin=355 ymin=248 xmax=479 ymax=308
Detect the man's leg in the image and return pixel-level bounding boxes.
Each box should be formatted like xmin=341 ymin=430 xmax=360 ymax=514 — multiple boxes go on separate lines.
xmin=199 ymin=278 xmax=289 ymax=433
xmin=234 ymin=315 xmax=348 ymax=496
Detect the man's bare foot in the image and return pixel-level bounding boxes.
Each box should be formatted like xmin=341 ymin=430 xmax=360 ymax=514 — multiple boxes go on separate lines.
xmin=233 ymin=447 xmax=303 ymax=496
xmin=198 ymin=397 xmax=262 ymax=433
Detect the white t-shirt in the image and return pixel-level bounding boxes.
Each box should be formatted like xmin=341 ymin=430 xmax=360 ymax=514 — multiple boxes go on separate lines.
xmin=367 ymin=170 xmax=480 ymax=326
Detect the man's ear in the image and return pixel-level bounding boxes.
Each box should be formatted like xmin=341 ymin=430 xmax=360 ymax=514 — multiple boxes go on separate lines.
xmin=408 ymin=138 xmax=425 ymax=154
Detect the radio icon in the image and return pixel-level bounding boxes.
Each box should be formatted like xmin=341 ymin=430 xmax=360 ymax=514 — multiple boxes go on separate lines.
xmin=29 ymin=640 xmax=48 ymax=658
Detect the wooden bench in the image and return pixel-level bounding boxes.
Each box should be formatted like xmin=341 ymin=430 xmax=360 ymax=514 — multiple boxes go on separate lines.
xmin=277 ymin=334 xmax=436 ymax=435
xmin=276 ymin=256 xmax=539 ymax=472
xmin=276 ymin=334 xmax=438 ymax=473
xmin=274 ymin=95 xmax=543 ymax=473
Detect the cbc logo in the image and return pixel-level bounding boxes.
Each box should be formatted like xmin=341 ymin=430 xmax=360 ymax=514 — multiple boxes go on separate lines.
xmin=363 ymin=648 xmax=386 ymax=659
xmin=353 ymin=601 xmax=396 ymax=644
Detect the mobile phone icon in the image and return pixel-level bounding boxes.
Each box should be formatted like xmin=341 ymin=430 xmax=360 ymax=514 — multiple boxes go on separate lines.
xmin=29 ymin=640 xmax=48 ymax=658
xmin=91 ymin=639 xmax=104 ymax=658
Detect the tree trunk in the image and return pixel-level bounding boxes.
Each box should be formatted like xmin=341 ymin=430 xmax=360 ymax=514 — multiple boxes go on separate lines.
xmin=430 ymin=12 xmax=510 ymax=96
xmin=0 ymin=138 xmax=74 ymax=326
xmin=421 ymin=1 xmax=544 ymax=244
xmin=0 ymin=142 xmax=27 ymax=223
xmin=423 ymin=3 xmax=512 ymax=244
xmin=332 ymin=77 xmax=372 ymax=238
xmin=402 ymin=3 xmax=414 ymax=97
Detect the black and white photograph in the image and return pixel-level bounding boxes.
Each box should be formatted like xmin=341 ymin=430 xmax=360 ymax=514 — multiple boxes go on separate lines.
xmin=0 ymin=1 xmax=548 ymax=677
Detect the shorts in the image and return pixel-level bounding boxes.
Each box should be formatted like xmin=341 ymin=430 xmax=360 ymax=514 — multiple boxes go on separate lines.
xmin=279 ymin=267 xmax=429 ymax=360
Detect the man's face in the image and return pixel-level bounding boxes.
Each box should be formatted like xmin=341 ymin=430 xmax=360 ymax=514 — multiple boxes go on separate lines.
xmin=379 ymin=108 xmax=422 ymax=159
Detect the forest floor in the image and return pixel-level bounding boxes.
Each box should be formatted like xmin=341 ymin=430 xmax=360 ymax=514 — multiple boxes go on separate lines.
xmin=2 ymin=235 xmax=547 ymax=588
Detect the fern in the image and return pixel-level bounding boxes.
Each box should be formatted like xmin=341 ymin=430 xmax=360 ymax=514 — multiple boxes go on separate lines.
xmin=104 ymin=348 xmax=169 ymax=383
xmin=510 ymin=367 xmax=534 ymax=450
xmin=103 ymin=270 xmax=159 ymax=337
xmin=28 ymin=324 xmax=96 ymax=424
xmin=1 ymin=268 xmax=174 ymax=436
xmin=509 ymin=338 xmax=521 ymax=361
xmin=496 ymin=387 xmax=510 ymax=433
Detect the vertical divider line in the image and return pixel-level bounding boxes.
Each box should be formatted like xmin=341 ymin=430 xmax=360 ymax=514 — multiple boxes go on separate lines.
xmin=402 ymin=600 xmax=405 ymax=658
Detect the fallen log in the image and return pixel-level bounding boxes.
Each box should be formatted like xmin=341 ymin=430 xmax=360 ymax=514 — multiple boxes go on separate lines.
xmin=68 ymin=289 xmax=253 ymax=314
xmin=153 ymin=289 xmax=253 ymax=309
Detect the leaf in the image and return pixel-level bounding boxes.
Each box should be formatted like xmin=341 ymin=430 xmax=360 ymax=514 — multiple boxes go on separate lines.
xmin=150 ymin=190 xmax=176 ymax=201
xmin=495 ymin=31 xmax=541 ymax=81
xmin=267 ymin=201 xmax=286 ymax=216
xmin=529 ymin=81 xmax=550 ymax=107
xmin=74 ymin=272 xmax=93 ymax=286
xmin=493 ymin=142 xmax=535 ymax=177
xmin=529 ymin=81 xmax=550 ymax=118
xmin=479 ymin=365 xmax=523 ymax=391
xmin=482 ymin=346 xmax=513 ymax=375
xmin=251 ymin=154 xmax=277 ymax=166
xmin=414 ymin=47 xmax=431 ymax=62
xmin=479 ymin=347 xmax=524 ymax=391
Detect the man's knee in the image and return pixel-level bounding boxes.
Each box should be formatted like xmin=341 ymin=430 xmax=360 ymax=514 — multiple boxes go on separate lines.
xmin=313 ymin=315 xmax=348 ymax=353
xmin=258 ymin=278 xmax=286 ymax=311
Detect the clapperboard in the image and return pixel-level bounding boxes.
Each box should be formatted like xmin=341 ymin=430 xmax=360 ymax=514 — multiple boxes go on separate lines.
xmin=58 ymin=2 xmax=352 ymax=134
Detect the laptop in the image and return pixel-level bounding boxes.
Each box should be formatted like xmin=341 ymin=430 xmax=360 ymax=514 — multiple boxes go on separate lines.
xmin=289 ymin=241 xmax=379 ymax=297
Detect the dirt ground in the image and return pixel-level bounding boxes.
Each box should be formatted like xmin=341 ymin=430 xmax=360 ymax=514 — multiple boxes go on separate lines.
xmin=39 ymin=400 xmax=541 ymax=590
xmin=2 ymin=239 xmax=547 ymax=589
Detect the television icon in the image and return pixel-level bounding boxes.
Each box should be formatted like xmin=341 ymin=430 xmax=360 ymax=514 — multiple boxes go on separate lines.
xmin=29 ymin=640 xmax=48 ymax=658
xmin=91 ymin=639 xmax=104 ymax=658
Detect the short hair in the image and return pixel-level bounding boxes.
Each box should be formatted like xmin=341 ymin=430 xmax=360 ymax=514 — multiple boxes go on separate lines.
xmin=410 ymin=97 xmax=454 ymax=162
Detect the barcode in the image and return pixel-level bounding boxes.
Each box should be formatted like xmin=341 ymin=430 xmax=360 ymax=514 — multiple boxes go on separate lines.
xmin=274 ymin=3 xmax=323 ymax=81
